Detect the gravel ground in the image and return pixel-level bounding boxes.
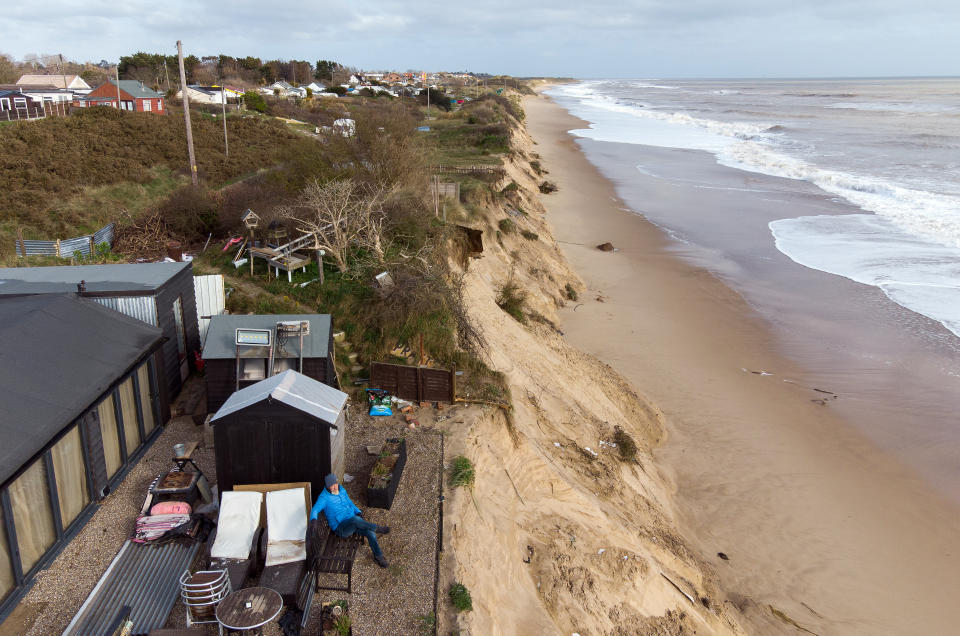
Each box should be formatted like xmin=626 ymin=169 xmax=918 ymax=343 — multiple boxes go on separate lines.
xmin=11 ymin=415 xmax=215 ymax=636
xmin=6 ymin=388 xmax=444 ymax=636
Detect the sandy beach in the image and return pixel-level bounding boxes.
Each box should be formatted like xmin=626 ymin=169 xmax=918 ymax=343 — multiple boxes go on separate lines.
xmin=524 ymin=91 xmax=960 ymax=635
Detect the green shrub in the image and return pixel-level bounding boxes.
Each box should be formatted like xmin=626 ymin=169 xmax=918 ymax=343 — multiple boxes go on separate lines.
xmin=243 ymin=90 xmax=267 ymax=113
xmin=325 ymin=85 xmax=348 ymax=96
xmin=449 ymin=456 xmax=475 ymax=488
xmin=449 ymin=582 xmax=473 ymax=612
xmin=495 ymin=280 xmax=527 ymax=323
xmin=564 ymin=283 xmax=578 ymax=301
xmin=521 ymin=230 xmax=538 ymax=241
xmin=334 ymin=613 xmax=352 ymax=636
xmin=417 ymin=612 xmax=436 ymax=636
xmin=498 ymin=218 xmax=515 ymax=233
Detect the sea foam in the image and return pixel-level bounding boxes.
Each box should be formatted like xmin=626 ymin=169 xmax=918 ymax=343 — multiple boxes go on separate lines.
xmin=770 ymin=214 xmax=960 ymax=338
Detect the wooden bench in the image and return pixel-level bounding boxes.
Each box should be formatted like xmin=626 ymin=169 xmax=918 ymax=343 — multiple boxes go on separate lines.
xmin=308 ymin=517 xmax=363 ymax=594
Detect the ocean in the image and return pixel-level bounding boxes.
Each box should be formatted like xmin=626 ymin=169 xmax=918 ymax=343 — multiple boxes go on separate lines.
xmin=547 ymin=78 xmax=960 ymax=498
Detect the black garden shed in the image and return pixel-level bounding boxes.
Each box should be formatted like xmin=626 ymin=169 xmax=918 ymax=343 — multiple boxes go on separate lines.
xmin=0 ymin=262 xmax=200 ymax=403
xmin=0 ymin=294 xmax=166 ymax=617
xmin=209 ymin=369 xmax=348 ymax=498
xmin=202 ymin=313 xmax=336 ymax=413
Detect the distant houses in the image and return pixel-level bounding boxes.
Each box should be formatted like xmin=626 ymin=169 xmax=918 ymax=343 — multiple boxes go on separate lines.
xmin=16 ymin=74 xmax=92 ymax=92
xmin=0 ymin=89 xmax=39 ymax=113
xmin=260 ymin=80 xmax=300 ymax=97
xmin=175 ymin=85 xmax=244 ymax=104
xmin=75 ymin=79 xmax=165 ymax=113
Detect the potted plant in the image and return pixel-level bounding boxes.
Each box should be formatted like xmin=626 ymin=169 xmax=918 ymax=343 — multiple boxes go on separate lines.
xmin=320 ymin=600 xmax=351 ymax=636
xmin=366 ymin=437 xmax=407 ymax=509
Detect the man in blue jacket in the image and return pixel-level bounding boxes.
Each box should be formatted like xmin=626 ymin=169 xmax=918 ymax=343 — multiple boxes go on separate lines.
xmin=310 ymin=473 xmax=391 ymax=567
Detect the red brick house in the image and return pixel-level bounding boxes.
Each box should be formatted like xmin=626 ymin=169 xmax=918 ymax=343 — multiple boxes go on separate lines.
xmin=75 ymin=79 xmax=165 ymax=113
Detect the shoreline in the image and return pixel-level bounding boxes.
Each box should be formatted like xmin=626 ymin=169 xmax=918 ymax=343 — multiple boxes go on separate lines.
xmin=524 ymin=90 xmax=960 ymax=635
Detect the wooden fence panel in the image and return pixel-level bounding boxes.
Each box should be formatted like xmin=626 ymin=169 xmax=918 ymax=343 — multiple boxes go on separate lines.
xmin=370 ymin=362 xmax=454 ymax=403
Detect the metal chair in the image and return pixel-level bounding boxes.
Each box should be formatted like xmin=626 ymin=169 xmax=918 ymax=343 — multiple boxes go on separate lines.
xmin=180 ymin=568 xmax=231 ymax=634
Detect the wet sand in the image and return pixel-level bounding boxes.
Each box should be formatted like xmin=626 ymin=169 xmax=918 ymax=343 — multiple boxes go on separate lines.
xmin=524 ymin=91 xmax=960 ymax=635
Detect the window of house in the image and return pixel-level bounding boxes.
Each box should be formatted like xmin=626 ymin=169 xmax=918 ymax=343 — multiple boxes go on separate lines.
xmin=50 ymin=425 xmax=89 ymax=529
xmin=98 ymin=395 xmax=122 ymax=478
xmin=0 ymin=506 xmax=13 ymax=601
xmin=117 ymin=378 xmax=140 ymax=457
xmin=0 ymin=98 xmax=9 ymax=110
xmin=143 ymin=99 xmax=151 ymax=111
xmin=137 ymin=364 xmax=156 ymax=436
xmin=8 ymin=459 xmax=56 ymax=574
xmin=13 ymin=98 xmax=26 ymax=109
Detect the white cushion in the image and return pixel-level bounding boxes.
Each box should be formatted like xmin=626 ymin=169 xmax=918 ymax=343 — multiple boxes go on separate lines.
xmin=265 ymin=488 xmax=307 ymax=566
xmin=210 ymin=491 xmax=262 ymax=560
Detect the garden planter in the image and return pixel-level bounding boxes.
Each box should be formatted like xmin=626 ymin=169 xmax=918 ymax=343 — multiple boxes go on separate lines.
xmin=366 ymin=438 xmax=407 ymax=509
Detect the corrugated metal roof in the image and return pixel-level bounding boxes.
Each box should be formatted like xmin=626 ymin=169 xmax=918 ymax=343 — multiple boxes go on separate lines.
xmin=193 ymin=274 xmax=225 ymax=346
xmin=62 ymin=540 xmax=201 ymax=636
xmin=211 ymin=369 xmax=347 ymax=425
xmin=202 ymin=314 xmax=331 ymax=360
xmin=91 ymin=296 xmax=159 ymax=326
xmin=0 ymin=262 xmax=190 ymax=295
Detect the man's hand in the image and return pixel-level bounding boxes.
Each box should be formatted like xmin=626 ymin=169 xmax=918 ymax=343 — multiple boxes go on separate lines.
xmin=356 ymin=509 xmax=364 ymax=517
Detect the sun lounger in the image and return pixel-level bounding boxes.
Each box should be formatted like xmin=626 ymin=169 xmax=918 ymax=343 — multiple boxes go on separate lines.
xmin=209 ymin=490 xmax=263 ymax=590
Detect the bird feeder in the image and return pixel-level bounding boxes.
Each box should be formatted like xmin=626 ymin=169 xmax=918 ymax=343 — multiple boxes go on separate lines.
xmin=240 ymin=209 xmax=261 ymax=231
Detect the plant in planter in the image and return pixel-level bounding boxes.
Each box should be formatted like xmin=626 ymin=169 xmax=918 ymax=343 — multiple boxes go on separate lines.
xmin=321 ymin=600 xmax=351 ymax=636
xmin=366 ymin=437 xmax=407 ymax=509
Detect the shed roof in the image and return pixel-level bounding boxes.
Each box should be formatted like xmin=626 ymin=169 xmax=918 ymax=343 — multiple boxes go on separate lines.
xmin=210 ymin=369 xmax=347 ymax=425
xmin=0 ymin=295 xmax=163 ymax=485
xmin=202 ymin=314 xmax=331 ymax=360
xmin=0 ymin=262 xmax=191 ymax=295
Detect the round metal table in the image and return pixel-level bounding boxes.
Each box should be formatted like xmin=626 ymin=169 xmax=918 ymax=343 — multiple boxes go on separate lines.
xmin=215 ymin=586 xmax=283 ymax=635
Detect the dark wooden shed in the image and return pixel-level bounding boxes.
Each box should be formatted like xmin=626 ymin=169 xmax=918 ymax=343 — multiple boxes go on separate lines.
xmin=0 ymin=294 xmax=166 ymax=619
xmin=202 ymin=314 xmax=337 ymax=413
xmin=209 ymin=370 xmax=348 ymax=497
xmin=0 ymin=262 xmax=201 ymax=404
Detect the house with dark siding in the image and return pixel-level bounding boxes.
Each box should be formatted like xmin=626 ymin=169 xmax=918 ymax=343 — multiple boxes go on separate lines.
xmin=0 ymin=262 xmax=201 ymax=401
xmin=0 ymin=294 xmax=166 ymax=618
xmin=202 ymin=314 xmax=337 ymax=412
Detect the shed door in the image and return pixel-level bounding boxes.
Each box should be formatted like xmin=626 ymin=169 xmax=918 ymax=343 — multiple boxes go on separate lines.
xmin=269 ymin=418 xmax=328 ymax=496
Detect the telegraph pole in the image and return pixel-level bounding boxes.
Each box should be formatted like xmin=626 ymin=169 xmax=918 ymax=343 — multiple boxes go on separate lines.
xmin=115 ymin=65 xmax=122 ymax=111
xmin=177 ymin=40 xmax=199 ymax=186
xmin=220 ymin=77 xmax=229 ymax=157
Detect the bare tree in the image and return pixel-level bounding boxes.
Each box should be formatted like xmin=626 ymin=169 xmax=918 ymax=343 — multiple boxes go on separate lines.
xmin=282 ymin=179 xmax=394 ymax=272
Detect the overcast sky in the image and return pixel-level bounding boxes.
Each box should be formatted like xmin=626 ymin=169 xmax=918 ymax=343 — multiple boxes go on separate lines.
xmin=3 ymin=0 xmax=959 ymax=78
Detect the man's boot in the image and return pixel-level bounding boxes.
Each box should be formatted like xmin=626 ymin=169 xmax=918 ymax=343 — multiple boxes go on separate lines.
xmin=374 ymin=553 xmax=389 ymax=568
xmin=375 ymin=525 xmax=391 ymax=534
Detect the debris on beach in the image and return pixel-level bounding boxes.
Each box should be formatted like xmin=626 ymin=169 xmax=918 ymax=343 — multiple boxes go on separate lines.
xmin=718 ymin=552 xmax=729 ymax=560
xmin=596 ymin=242 xmax=615 ymax=251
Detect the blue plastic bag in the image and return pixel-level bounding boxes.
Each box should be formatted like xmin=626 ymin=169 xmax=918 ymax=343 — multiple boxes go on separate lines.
xmin=366 ymin=389 xmax=393 ymax=416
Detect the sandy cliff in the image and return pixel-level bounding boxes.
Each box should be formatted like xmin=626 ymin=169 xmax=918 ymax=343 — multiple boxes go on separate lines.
xmin=438 ymin=117 xmax=744 ymax=635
